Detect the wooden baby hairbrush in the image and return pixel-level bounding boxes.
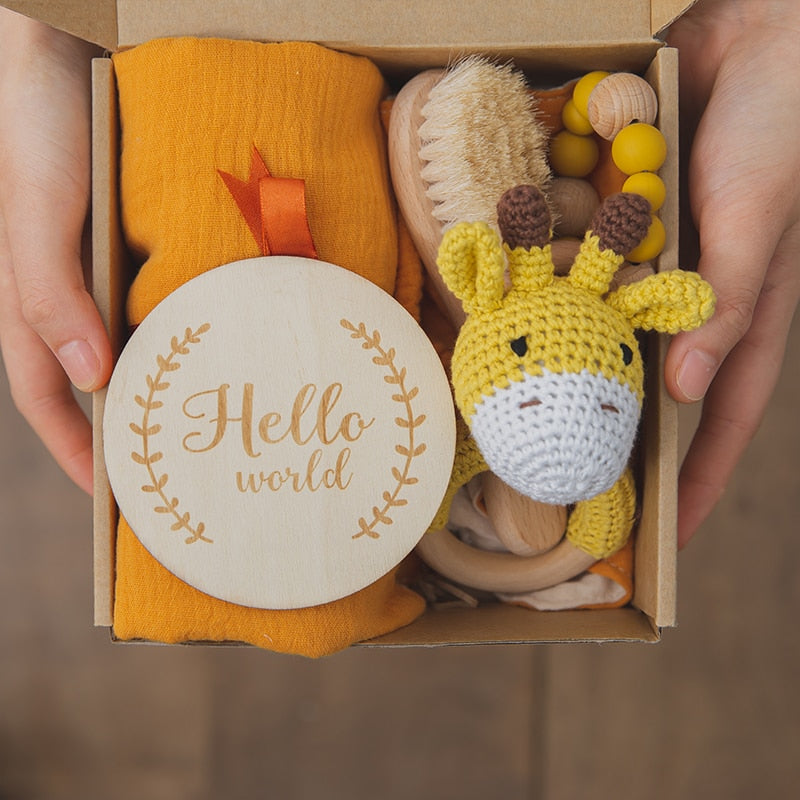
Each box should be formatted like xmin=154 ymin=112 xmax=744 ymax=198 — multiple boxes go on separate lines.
xmin=389 ymin=58 xmax=567 ymax=567
xmin=389 ymin=57 xmax=551 ymax=326
xmin=389 ymin=71 xmax=451 ymax=316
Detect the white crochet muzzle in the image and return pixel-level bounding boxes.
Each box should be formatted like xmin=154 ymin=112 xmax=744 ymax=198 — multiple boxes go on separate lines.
xmin=470 ymin=367 xmax=640 ymax=505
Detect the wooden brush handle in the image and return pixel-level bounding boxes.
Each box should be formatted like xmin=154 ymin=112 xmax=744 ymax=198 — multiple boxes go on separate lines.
xmin=389 ymin=70 xmax=466 ymax=328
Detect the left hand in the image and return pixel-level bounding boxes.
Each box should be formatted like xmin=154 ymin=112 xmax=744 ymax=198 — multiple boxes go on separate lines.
xmin=0 ymin=10 xmax=109 ymax=495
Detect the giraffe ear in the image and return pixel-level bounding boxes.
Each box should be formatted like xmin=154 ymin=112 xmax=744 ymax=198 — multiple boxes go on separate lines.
xmin=606 ymin=270 xmax=716 ymax=333
xmin=437 ymin=222 xmax=506 ymax=314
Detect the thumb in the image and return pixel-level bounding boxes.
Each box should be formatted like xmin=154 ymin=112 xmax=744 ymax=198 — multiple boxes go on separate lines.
xmin=9 ymin=217 xmax=112 ymax=394
xmin=0 ymin=19 xmax=111 ymax=392
xmin=665 ymin=123 xmax=796 ymax=404
xmin=665 ymin=228 xmax=768 ymax=406
xmin=1 ymin=129 xmax=113 ymax=393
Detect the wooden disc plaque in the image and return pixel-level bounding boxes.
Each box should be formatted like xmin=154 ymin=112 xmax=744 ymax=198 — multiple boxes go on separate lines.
xmin=103 ymin=257 xmax=455 ymax=609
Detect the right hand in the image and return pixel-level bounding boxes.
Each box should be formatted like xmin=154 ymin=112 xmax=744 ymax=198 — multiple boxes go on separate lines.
xmin=0 ymin=8 xmax=111 ymax=494
xmin=665 ymin=0 xmax=800 ymax=546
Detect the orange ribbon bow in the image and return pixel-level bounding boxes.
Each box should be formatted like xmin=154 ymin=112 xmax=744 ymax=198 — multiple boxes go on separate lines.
xmin=219 ymin=146 xmax=318 ymax=259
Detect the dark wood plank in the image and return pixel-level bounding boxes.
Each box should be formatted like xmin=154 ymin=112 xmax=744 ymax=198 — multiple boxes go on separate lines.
xmin=205 ymin=645 xmax=541 ymax=800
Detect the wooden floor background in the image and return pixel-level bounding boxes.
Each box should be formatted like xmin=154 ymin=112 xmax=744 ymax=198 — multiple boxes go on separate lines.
xmin=1 ymin=315 xmax=798 ymax=799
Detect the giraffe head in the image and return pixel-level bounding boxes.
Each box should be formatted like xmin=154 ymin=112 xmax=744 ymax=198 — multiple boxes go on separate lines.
xmin=437 ymin=185 xmax=715 ymax=505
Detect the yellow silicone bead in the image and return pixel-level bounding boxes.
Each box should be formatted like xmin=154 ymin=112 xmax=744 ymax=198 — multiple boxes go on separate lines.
xmin=561 ymin=98 xmax=594 ymax=135
xmin=572 ymin=71 xmax=611 ymax=118
xmin=549 ymin=130 xmax=599 ymax=178
xmin=611 ymin=122 xmax=667 ymax=175
xmin=626 ymin=214 xmax=666 ymax=262
xmin=622 ymin=172 xmax=666 ymax=212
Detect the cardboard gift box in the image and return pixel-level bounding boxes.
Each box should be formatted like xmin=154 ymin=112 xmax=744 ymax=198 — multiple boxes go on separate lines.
xmin=4 ymin=0 xmax=697 ymax=648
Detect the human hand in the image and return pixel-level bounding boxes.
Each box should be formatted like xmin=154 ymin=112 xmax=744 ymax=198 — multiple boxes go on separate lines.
xmin=0 ymin=9 xmax=110 ymax=494
xmin=665 ymin=0 xmax=800 ymax=547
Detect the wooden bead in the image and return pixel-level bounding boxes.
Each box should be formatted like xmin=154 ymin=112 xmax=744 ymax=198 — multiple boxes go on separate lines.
xmin=550 ymin=177 xmax=600 ymax=238
xmin=588 ymin=73 xmax=658 ymax=140
xmin=607 ymin=262 xmax=655 ymax=292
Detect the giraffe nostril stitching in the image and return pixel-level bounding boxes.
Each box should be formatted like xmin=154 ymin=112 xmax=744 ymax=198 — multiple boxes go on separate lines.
xmin=519 ymin=397 xmax=542 ymax=409
xmin=601 ymin=403 xmax=619 ymax=414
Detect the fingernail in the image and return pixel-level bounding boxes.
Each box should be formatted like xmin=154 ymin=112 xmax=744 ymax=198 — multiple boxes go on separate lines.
xmin=677 ymin=349 xmax=718 ymax=401
xmin=57 ymin=339 xmax=100 ymax=391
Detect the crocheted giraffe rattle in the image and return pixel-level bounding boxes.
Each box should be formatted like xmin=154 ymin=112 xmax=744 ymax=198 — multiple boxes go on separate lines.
xmin=416 ymin=185 xmax=716 ymax=592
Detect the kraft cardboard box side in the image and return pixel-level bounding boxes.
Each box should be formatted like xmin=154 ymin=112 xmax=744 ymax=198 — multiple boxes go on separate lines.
xmin=1 ymin=0 xmax=695 ymax=62
xmin=4 ymin=0 xmax=694 ymax=646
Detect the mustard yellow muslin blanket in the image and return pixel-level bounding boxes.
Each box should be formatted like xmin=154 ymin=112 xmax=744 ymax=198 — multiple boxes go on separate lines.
xmin=111 ymin=38 xmax=425 ymax=657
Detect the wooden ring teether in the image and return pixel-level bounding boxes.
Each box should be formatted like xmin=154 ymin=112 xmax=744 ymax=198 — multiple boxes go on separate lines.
xmin=416 ymin=527 xmax=596 ymax=593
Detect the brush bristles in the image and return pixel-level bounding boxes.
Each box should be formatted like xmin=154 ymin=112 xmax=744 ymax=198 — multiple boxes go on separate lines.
xmin=418 ymin=57 xmax=551 ymax=229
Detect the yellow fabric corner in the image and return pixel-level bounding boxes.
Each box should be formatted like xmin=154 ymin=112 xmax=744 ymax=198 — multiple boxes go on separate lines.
xmin=111 ymin=38 xmax=425 ymax=656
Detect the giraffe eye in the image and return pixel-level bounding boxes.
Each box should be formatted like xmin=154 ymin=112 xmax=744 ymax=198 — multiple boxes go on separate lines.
xmin=620 ymin=343 xmax=634 ymax=365
xmin=510 ymin=336 xmax=528 ymax=357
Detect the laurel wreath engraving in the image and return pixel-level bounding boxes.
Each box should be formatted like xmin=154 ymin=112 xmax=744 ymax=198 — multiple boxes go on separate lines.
xmin=341 ymin=319 xmax=427 ymax=540
xmin=130 ymin=324 xmax=213 ymax=545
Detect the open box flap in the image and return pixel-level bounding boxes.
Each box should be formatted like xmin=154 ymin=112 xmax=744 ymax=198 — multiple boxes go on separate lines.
xmin=1 ymin=0 xmax=118 ymax=50
xmin=652 ymin=0 xmax=699 ymax=37
xmin=5 ymin=0 xmax=695 ymax=51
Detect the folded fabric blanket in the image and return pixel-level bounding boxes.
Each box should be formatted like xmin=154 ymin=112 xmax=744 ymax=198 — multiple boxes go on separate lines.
xmin=111 ymin=37 xmax=425 ymax=657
